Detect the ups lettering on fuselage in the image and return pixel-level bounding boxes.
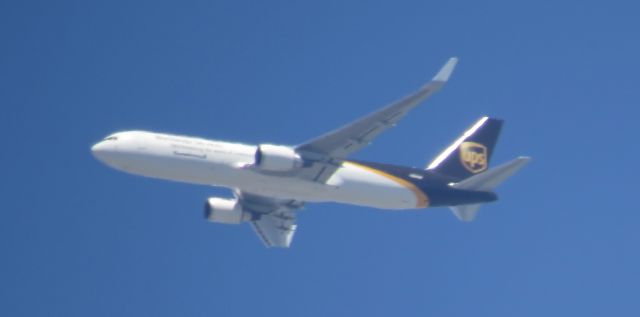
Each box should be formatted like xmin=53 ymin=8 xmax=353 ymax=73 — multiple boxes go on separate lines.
xmin=459 ymin=141 xmax=488 ymax=173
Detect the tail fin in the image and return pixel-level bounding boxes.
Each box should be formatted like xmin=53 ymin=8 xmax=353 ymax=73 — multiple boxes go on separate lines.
xmin=449 ymin=156 xmax=531 ymax=221
xmin=426 ymin=117 xmax=503 ymax=181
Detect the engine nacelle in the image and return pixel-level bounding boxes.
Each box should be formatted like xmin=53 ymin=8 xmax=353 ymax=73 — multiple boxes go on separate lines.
xmin=204 ymin=197 xmax=252 ymax=224
xmin=254 ymin=144 xmax=303 ymax=172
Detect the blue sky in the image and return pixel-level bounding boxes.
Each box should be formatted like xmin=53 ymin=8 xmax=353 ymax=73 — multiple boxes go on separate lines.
xmin=1 ymin=0 xmax=639 ymax=316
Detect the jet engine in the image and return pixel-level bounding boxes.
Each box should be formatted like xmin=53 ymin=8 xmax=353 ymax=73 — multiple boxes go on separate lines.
xmin=204 ymin=197 xmax=252 ymax=224
xmin=254 ymin=144 xmax=303 ymax=172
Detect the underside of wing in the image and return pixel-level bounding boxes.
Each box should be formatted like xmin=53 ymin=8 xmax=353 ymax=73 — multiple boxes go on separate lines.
xmin=251 ymin=213 xmax=297 ymax=248
xmin=236 ymin=190 xmax=303 ymax=248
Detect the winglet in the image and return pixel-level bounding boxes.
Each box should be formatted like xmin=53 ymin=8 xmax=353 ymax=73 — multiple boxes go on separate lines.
xmin=432 ymin=57 xmax=458 ymax=82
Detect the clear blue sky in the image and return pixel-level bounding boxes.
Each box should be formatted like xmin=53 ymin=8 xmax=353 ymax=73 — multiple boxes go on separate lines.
xmin=1 ymin=1 xmax=638 ymax=316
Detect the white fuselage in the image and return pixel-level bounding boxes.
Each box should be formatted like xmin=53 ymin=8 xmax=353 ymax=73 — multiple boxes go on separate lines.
xmin=91 ymin=131 xmax=426 ymax=210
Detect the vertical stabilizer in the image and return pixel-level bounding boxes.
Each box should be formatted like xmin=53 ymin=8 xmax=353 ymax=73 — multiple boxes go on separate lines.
xmin=427 ymin=117 xmax=503 ymax=181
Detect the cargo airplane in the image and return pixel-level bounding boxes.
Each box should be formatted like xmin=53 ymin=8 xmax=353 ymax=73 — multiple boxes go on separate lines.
xmin=92 ymin=58 xmax=530 ymax=248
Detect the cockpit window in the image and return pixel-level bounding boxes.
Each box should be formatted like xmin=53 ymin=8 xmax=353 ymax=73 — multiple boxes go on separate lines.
xmin=104 ymin=136 xmax=118 ymax=141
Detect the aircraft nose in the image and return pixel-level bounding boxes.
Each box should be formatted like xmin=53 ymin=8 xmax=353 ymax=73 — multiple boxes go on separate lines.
xmin=91 ymin=141 xmax=110 ymax=161
xmin=91 ymin=137 xmax=129 ymax=170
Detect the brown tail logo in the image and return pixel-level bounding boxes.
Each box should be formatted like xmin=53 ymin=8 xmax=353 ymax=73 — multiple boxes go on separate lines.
xmin=459 ymin=142 xmax=488 ymax=173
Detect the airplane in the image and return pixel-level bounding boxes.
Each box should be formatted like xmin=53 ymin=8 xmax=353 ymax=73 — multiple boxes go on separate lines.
xmin=91 ymin=57 xmax=530 ymax=248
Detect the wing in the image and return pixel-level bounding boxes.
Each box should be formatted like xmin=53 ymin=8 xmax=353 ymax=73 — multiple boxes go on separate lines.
xmin=294 ymin=57 xmax=458 ymax=183
xmin=236 ymin=190 xmax=304 ymax=248
xmin=297 ymin=57 xmax=458 ymax=159
xmin=251 ymin=214 xmax=297 ymax=248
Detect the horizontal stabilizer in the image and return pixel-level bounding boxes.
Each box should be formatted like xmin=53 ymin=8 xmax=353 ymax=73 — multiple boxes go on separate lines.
xmin=448 ymin=156 xmax=530 ymax=221
xmin=451 ymin=156 xmax=531 ymax=191
xmin=450 ymin=204 xmax=482 ymax=222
